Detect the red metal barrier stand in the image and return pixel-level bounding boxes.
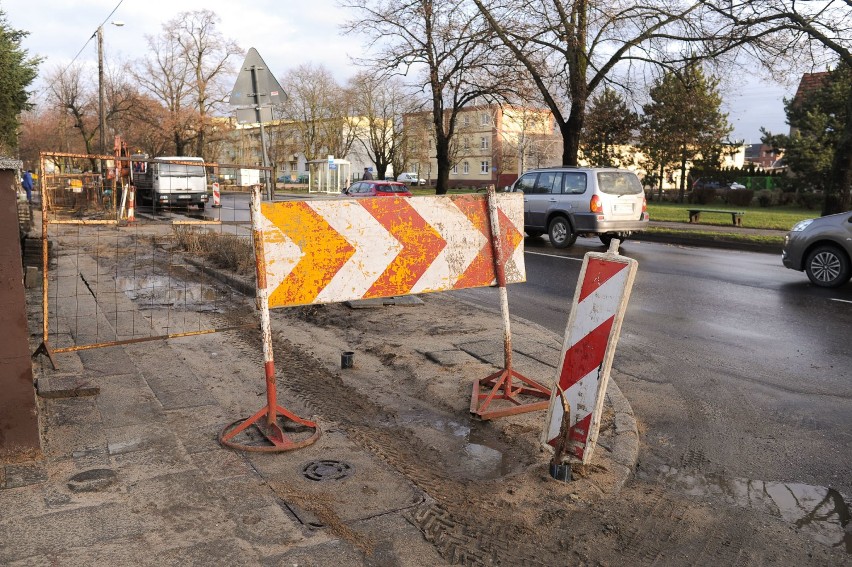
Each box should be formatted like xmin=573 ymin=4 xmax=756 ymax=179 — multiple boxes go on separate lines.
xmin=470 ymin=187 xmax=551 ymax=420
xmin=220 ymin=187 xmax=320 ymax=452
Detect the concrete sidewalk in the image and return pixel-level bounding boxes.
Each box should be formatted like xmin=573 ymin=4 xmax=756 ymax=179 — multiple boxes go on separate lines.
xmin=1 ymin=224 xmax=639 ymax=566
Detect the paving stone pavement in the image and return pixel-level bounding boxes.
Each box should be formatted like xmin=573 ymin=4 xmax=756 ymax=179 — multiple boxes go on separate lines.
xmin=1 ymin=222 xmax=638 ymax=566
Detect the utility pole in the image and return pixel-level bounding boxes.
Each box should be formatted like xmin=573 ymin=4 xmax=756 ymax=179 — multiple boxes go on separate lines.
xmin=96 ymin=21 xmax=124 ymax=162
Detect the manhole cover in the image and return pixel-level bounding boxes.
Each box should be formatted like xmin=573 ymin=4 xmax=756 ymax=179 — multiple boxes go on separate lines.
xmin=301 ymin=460 xmax=354 ymax=481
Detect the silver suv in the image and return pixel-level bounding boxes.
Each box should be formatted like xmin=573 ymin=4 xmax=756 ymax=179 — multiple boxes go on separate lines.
xmin=510 ymin=167 xmax=648 ymax=248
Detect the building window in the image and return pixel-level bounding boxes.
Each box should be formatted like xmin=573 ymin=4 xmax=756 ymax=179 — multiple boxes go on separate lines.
xmin=463 ymin=137 xmax=469 ymax=149
xmin=480 ymin=160 xmax=489 ymax=174
xmin=463 ymin=161 xmax=469 ymax=174
xmin=481 ymin=113 xmax=490 ymax=125
xmin=452 ymin=164 xmax=458 ymax=174
xmin=463 ymin=115 xmax=470 ymax=126
xmin=480 ymin=136 xmax=489 ymax=149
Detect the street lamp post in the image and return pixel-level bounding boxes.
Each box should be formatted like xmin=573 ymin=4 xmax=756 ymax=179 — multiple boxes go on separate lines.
xmin=96 ymin=21 xmax=124 ymax=158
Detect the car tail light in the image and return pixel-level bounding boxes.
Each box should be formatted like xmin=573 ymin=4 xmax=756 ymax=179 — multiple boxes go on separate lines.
xmin=642 ymin=197 xmax=647 ymax=213
xmin=590 ymin=194 xmax=602 ymax=213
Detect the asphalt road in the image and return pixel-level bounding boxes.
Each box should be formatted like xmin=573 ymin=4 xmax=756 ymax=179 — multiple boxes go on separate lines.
xmin=452 ymin=235 xmax=852 ymax=510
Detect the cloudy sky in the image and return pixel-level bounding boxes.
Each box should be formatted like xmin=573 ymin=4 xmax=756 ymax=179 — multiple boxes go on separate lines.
xmin=3 ymin=0 xmax=795 ymax=143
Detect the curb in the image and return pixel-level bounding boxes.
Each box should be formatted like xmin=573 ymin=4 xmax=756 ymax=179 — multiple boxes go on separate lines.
xmin=637 ymin=231 xmax=783 ymax=254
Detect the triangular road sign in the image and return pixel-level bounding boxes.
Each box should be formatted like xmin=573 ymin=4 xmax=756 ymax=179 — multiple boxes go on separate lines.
xmin=229 ymin=48 xmax=286 ymax=107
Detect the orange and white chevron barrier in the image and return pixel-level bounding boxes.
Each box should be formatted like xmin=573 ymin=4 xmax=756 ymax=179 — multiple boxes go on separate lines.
xmin=542 ymin=243 xmax=637 ymax=464
xmin=221 ymin=188 xmax=533 ymax=452
xmin=257 ymin=192 xmax=526 ymax=307
xmin=211 ymin=182 xmax=221 ymax=207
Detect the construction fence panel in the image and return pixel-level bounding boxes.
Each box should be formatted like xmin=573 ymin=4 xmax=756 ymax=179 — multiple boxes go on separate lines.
xmin=36 ymin=151 xmax=269 ymax=363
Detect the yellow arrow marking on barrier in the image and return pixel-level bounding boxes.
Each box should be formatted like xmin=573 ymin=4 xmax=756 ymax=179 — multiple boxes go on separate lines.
xmin=263 ymin=202 xmax=356 ymax=307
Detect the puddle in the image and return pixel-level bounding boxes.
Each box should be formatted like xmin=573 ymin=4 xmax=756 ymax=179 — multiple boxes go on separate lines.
xmin=391 ymin=410 xmax=513 ymax=481
xmin=655 ymin=465 xmax=851 ymax=553
xmin=115 ymin=275 xmax=221 ymax=309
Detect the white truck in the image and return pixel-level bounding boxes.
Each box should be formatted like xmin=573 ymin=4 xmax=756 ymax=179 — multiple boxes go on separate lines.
xmin=132 ymin=156 xmax=209 ymax=209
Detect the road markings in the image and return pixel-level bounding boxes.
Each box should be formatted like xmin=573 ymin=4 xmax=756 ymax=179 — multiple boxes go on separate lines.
xmin=526 ymin=250 xmax=583 ymax=262
xmin=829 ymin=298 xmax=852 ymax=304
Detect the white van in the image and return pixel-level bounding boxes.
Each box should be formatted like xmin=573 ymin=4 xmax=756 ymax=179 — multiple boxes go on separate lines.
xmin=132 ymin=156 xmax=209 ymax=209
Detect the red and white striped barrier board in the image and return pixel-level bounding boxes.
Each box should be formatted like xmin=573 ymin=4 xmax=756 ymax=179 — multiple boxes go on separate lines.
xmin=212 ymin=182 xmax=221 ymax=207
xmin=542 ymin=251 xmax=637 ymax=464
xmin=258 ymin=193 xmax=525 ymax=308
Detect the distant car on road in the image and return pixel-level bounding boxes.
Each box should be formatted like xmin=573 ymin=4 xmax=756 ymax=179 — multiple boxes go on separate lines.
xmin=396 ymin=172 xmax=426 ymax=186
xmin=342 ymin=181 xmax=413 ymax=197
xmin=692 ymin=179 xmax=724 ymax=191
xmin=782 ymin=211 xmax=852 ymax=288
xmin=728 ymin=182 xmax=746 ymax=190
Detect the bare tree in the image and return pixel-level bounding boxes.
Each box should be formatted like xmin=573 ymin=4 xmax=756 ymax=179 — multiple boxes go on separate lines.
xmin=122 ymin=94 xmax=175 ymax=157
xmin=167 ymin=9 xmax=242 ymax=158
xmin=472 ymin=0 xmax=707 ymax=167
xmin=133 ymin=10 xmax=240 ymax=158
xmin=133 ymin=31 xmax=197 ymax=156
xmin=344 ymin=0 xmax=513 ymax=194
xmin=279 ymin=64 xmax=353 ymax=162
xmin=45 ymin=64 xmax=98 ymax=157
xmin=19 ymin=107 xmax=73 ymax=165
xmin=349 ymin=72 xmax=413 ymax=180
xmin=700 ymin=0 xmax=852 ymax=214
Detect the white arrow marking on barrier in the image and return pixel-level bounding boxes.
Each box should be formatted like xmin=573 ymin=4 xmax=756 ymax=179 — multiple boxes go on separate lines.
xmin=311 ymin=200 xmax=402 ymax=303
xmin=259 ymin=213 xmax=302 ymax=294
xmin=409 ymin=198 xmax=486 ymax=293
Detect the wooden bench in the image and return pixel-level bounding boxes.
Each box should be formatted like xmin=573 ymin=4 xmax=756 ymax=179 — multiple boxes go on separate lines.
xmin=687 ymin=209 xmax=745 ymax=226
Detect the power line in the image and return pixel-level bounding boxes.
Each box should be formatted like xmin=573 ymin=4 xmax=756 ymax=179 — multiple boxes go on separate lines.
xmin=57 ymin=0 xmax=125 ymax=79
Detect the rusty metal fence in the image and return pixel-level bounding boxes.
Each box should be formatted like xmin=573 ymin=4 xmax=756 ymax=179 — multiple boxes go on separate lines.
xmin=34 ymin=149 xmax=270 ymax=368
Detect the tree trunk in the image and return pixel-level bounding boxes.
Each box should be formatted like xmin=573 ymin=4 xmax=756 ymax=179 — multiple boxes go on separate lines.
xmin=824 ymin=85 xmax=852 ymax=215
xmin=657 ymin=163 xmax=664 ymax=201
xmin=561 ymin=102 xmax=585 ymax=166
xmin=376 ymin=162 xmax=388 ymax=180
xmin=434 ymin=134 xmax=451 ymax=195
xmin=678 ymin=149 xmax=688 ymax=203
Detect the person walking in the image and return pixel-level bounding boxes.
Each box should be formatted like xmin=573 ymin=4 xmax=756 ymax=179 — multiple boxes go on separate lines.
xmin=362 ymin=167 xmax=373 ymax=180
xmin=21 ymin=170 xmax=34 ymax=203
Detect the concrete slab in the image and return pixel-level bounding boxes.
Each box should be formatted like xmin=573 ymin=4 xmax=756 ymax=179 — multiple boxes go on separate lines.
xmin=36 ymin=375 xmax=100 ymax=398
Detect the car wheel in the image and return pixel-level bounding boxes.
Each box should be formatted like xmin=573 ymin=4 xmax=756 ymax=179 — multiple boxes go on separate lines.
xmin=805 ymin=245 xmax=851 ymax=288
xmin=599 ymin=232 xmax=629 ymax=248
xmin=548 ymin=216 xmax=577 ymax=248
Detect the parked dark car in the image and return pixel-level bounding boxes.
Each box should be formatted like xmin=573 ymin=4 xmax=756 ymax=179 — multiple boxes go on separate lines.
xmin=342 ymin=181 xmax=413 ymax=197
xmin=782 ymin=211 xmax=852 ymax=288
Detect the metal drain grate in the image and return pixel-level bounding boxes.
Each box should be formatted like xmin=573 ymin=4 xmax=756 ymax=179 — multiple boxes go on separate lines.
xmin=301 ymin=459 xmax=354 ymax=481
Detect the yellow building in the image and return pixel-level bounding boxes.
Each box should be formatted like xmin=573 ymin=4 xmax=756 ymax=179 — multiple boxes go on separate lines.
xmin=403 ymin=104 xmax=559 ymax=189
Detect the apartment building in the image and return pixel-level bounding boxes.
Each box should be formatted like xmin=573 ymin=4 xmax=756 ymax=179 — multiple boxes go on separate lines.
xmin=403 ymin=104 xmax=559 ymax=189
